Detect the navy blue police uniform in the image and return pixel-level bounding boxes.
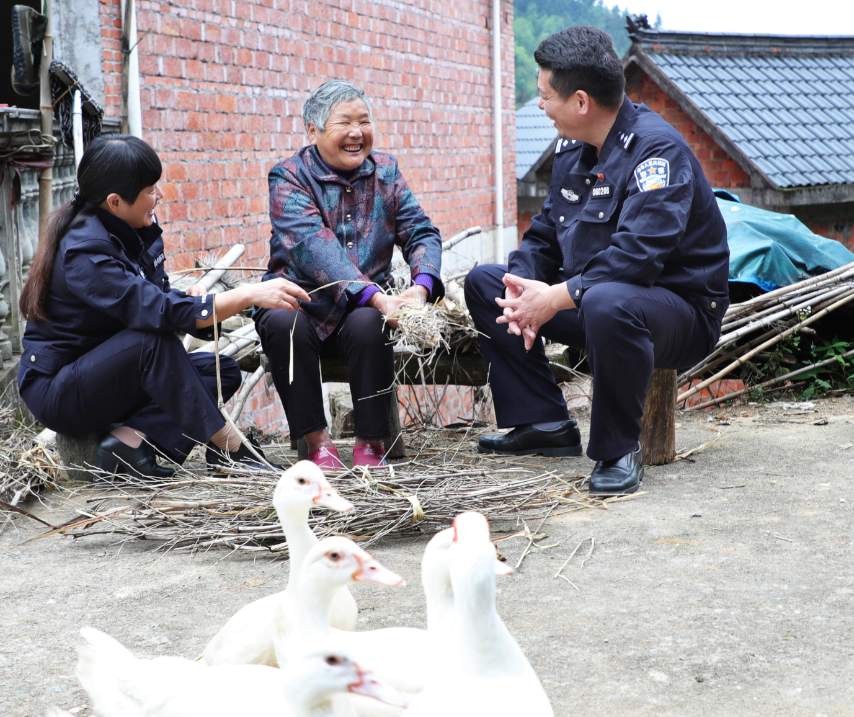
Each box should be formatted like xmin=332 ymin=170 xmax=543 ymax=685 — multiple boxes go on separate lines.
xmin=17 ymin=207 xmax=241 ymax=464
xmin=465 ymin=98 xmax=730 ymax=461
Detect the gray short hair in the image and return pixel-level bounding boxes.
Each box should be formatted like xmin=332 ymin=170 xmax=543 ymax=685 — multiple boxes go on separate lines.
xmin=302 ymin=80 xmax=372 ymax=132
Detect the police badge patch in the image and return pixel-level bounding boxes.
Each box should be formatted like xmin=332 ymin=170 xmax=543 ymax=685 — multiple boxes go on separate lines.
xmin=634 ymin=157 xmax=670 ymax=192
xmin=560 ymin=187 xmax=580 ymax=203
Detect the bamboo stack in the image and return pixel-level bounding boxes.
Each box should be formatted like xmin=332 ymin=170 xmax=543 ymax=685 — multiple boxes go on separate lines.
xmin=678 ymin=261 xmax=854 ymax=410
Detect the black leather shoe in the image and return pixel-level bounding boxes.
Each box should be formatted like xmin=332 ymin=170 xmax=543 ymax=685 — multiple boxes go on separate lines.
xmin=589 ymin=445 xmax=644 ymax=495
xmin=477 ymin=420 xmax=582 ymax=457
xmin=205 ymin=441 xmax=280 ymax=471
xmin=95 ymin=435 xmax=175 ymax=479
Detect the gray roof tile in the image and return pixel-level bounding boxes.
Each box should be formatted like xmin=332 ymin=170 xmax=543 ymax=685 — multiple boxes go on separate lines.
xmin=515 ymin=97 xmax=557 ymax=180
xmin=636 ymin=34 xmax=854 ymax=187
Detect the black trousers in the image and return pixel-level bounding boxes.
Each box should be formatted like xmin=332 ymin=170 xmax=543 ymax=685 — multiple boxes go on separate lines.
xmin=255 ymin=307 xmax=394 ymax=439
xmin=20 ymin=330 xmax=241 ymax=463
xmin=465 ymin=264 xmax=717 ymax=461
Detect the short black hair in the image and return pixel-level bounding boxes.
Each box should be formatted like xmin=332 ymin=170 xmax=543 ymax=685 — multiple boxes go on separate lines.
xmin=78 ymin=134 xmax=162 ymax=205
xmin=534 ymin=25 xmax=625 ymax=108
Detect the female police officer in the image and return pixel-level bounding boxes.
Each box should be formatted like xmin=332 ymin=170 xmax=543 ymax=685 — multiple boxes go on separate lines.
xmin=17 ymin=135 xmax=309 ymax=477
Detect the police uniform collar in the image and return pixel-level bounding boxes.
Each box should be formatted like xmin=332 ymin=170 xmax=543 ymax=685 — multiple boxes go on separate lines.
xmin=596 ymin=97 xmax=638 ymax=165
xmin=93 ymin=207 xmax=162 ymax=256
xmin=303 ymin=144 xmax=375 ymax=183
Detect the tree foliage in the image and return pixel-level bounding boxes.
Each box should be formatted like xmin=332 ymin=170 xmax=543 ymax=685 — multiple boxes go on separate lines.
xmin=514 ymin=0 xmax=657 ymax=106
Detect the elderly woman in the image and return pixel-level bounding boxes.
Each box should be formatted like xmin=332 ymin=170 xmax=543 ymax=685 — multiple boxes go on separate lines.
xmin=255 ymin=80 xmax=443 ymax=469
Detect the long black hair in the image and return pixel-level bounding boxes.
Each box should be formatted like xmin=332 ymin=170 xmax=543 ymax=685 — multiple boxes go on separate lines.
xmin=19 ymin=134 xmax=162 ymax=321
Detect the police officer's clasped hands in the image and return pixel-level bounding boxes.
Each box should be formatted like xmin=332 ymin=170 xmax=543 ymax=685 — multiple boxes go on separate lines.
xmin=495 ymin=274 xmax=575 ymax=352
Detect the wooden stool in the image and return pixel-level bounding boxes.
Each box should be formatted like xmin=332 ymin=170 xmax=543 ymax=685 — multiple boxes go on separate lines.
xmin=640 ymin=368 xmax=677 ymax=465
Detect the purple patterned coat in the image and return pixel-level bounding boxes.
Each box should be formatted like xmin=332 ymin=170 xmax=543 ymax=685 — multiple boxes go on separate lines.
xmin=264 ymin=145 xmax=444 ymax=340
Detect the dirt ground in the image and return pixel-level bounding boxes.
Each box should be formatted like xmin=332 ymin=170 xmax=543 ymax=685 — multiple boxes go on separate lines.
xmin=2 ymin=396 xmax=853 ymax=716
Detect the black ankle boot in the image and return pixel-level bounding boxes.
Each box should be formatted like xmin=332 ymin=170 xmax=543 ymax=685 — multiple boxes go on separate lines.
xmin=95 ymin=435 xmax=175 ymax=479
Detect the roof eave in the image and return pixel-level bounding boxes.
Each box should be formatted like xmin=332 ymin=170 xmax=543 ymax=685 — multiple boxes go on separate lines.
xmin=761 ymin=183 xmax=854 ymax=207
xmin=627 ymin=28 xmax=854 ymax=54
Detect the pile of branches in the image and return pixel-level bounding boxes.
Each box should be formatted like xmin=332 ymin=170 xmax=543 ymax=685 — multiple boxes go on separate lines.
xmin=0 ymin=393 xmax=61 ymax=529
xmin=678 ymin=261 xmax=854 ymax=410
xmin=37 ymin=430 xmax=601 ymax=554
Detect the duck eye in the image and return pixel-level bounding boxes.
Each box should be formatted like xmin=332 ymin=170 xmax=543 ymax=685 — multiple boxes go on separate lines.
xmin=325 ymin=655 xmax=341 ymax=666
xmin=297 ymin=477 xmax=308 ymax=485
xmin=327 ymin=551 xmax=341 ymax=561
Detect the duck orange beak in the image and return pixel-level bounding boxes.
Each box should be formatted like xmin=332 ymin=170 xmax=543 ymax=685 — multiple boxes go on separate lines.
xmin=352 ymin=554 xmax=406 ymax=587
xmin=348 ymin=668 xmax=410 ymax=708
xmin=314 ymin=488 xmax=354 ymax=513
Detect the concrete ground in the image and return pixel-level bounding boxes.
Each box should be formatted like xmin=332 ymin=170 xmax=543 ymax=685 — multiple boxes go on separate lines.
xmin=2 ymin=396 xmax=853 ymax=716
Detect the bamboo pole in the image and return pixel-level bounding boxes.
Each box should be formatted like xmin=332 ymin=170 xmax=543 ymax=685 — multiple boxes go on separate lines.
xmin=677 ymin=288 xmax=854 ymax=404
xmin=37 ymin=0 xmax=54 ymax=247
xmin=194 ymin=244 xmax=245 ymax=293
xmin=181 ymin=245 xmax=246 ymax=349
xmin=717 ymin=284 xmax=853 ymax=346
xmin=231 ymin=365 xmax=265 ymax=420
xmin=194 ymin=321 xmax=258 ymax=357
xmin=442 ymin=226 xmax=482 ymax=252
xmin=686 ymin=348 xmax=854 ymax=412
xmin=724 ymin=262 xmax=854 ymax=319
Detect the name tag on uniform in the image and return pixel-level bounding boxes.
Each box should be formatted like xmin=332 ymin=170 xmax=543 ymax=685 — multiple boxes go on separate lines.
xmin=153 ymin=252 xmax=166 ymax=268
xmin=560 ymin=187 xmax=580 ymax=203
xmin=591 ymin=184 xmax=612 ymax=198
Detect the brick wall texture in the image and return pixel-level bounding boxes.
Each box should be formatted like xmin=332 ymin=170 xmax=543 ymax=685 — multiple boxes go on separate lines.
xmin=97 ymin=0 xmax=515 ymax=434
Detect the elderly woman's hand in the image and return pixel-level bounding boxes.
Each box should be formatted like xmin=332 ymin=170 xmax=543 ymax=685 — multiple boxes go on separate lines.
xmin=368 ymin=285 xmax=428 ymax=327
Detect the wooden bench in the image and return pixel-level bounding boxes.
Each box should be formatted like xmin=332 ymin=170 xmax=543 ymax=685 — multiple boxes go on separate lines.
xmin=276 ymin=350 xmax=677 ymax=465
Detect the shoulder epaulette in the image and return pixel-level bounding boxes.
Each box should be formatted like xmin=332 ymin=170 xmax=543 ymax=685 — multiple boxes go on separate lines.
xmin=554 ymin=137 xmax=580 ymax=154
xmin=618 ymin=131 xmax=636 ymax=151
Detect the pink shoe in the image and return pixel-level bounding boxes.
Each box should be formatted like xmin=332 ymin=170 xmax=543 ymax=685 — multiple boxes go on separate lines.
xmin=353 ymin=440 xmax=387 ymax=467
xmin=308 ymin=443 xmax=346 ymax=471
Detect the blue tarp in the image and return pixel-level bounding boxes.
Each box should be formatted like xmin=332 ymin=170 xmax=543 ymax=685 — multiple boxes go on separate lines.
xmin=717 ymin=193 xmax=854 ymax=292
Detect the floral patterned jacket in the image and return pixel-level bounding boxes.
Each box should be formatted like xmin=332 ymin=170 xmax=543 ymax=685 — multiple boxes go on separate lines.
xmin=264 ymin=145 xmax=444 ymax=339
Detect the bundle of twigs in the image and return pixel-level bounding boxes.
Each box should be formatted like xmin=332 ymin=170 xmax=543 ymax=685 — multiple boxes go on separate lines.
xmin=678 ymin=261 xmax=854 ymax=410
xmin=392 ymin=299 xmax=480 ymax=359
xmin=38 ymin=430 xmax=597 ymax=554
xmin=0 ymin=395 xmax=61 ymax=529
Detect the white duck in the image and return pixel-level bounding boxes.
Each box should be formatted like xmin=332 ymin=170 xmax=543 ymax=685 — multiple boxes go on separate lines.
xmin=281 ymin=530 xmax=513 ymax=713
xmin=202 ymin=460 xmax=357 ymax=666
xmin=75 ymin=626 xmax=405 ymax=717
xmin=277 ymin=537 xmax=431 ymax=696
xmin=403 ymin=511 xmax=554 ymax=717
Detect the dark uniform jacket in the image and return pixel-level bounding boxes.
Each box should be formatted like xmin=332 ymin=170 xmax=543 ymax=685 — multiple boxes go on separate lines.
xmin=18 ymin=208 xmax=214 ymax=390
xmin=510 ymin=98 xmax=730 ymax=329
xmin=264 ymin=145 xmax=444 ymax=340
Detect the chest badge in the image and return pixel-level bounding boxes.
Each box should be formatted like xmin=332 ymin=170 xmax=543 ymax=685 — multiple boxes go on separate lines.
xmin=560 ymin=187 xmax=580 ymax=203
xmin=591 ymin=184 xmax=612 ymax=198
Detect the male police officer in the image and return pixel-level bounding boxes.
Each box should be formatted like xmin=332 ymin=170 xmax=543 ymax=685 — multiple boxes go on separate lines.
xmin=465 ymin=25 xmax=729 ymax=494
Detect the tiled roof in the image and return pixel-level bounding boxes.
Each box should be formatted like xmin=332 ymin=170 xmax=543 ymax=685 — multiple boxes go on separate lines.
xmin=516 ymin=97 xmax=557 ymax=180
xmin=629 ymin=32 xmax=854 ymax=189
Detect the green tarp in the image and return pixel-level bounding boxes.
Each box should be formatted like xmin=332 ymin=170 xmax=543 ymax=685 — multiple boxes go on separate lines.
xmin=717 ymin=194 xmax=854 ymax=292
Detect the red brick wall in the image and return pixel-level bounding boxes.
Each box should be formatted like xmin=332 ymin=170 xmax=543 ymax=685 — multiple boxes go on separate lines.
xmin=627 ymin=72 xmax=751 ymax=189
xmin=97 ymin=0 xmax=516 ymax=434
xmin=98 ymin=0 xmax=516 ymax=273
